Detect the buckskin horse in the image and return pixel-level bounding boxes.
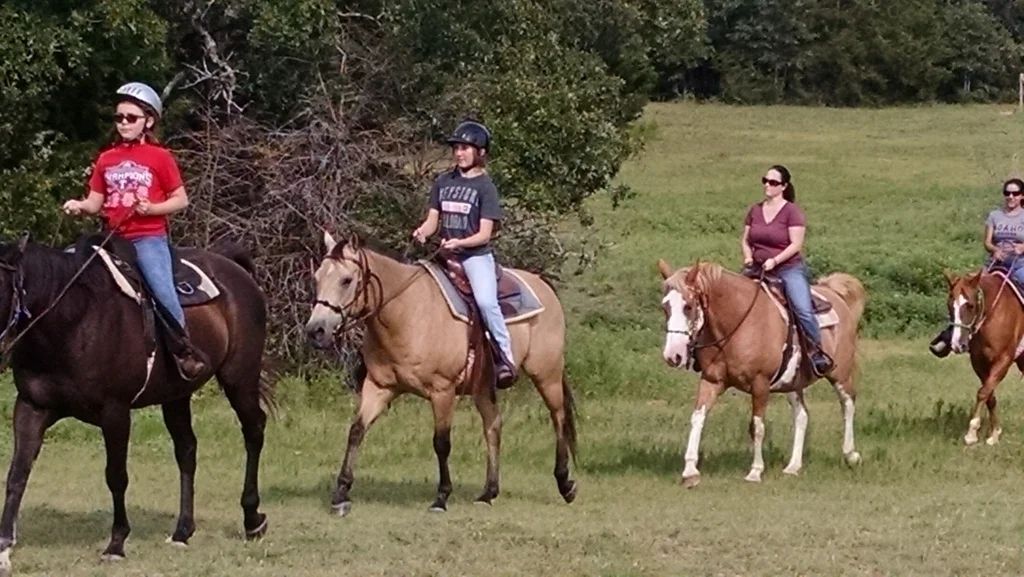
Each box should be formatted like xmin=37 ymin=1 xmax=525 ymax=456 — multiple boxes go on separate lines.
xmin=304 ymin=231 xmax=577 ymax=514
xmin=941 ymin=267 xmax=1024 ymax=446
xmin=0 ymin=232 xmax=273 ymax=576
xmin=656 ymin=259 xmax=866 ymax=486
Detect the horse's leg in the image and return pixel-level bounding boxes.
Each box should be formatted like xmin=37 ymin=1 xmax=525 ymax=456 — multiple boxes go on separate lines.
xmin=530 ymin=368 xmax=578 ymax=503
xmin=985 ymin=394 xmax=1001 ymax=445
xmin=965 ymin=360 xmax=1011 ymax=445
xmin=745 ymin=379 xmax=770 ymax=483
xmin=681 ymin=379 xmax=725 ymax=488
xmin=220 ymin=367 xmax=269 ymax=538
xmin=831 ymin=378 xmax=861 ymax=466
xmin=472 ymin=386 xmax=501 ymax=505
xmin=428 ymin=390 xmax=456 ymax=513
xmin=161 ymin=399 xmax=197 ymax=546
xmin=332 ymin=379 xmax=394 ymax=516
xmin=100 ymin=404 xmax=132 ymax=560
xmin=782 ymin=391 xmax=809 ymax=476
xmin=0 ymin=397 xmax=57 ymax=577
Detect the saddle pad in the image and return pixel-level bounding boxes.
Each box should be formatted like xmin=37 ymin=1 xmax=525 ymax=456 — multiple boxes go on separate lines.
xmin=81 ymin=246 xmax=221 ymax=307
xmin=418 ymin=260 xmax=545 ymax=324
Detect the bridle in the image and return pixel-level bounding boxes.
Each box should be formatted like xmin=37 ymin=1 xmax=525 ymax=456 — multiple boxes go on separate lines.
xmin=312 ymin=243 xmax=442 ymax=340
xmin=667 ymin=267 xmax=765 ymax=370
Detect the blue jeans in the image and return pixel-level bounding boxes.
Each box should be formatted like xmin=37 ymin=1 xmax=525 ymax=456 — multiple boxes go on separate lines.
xmin=461 ymin=252 xmax=514 ymax=366
xmin=777 ymin=264 xmax=821 ymax=348
xmin=132 ymin=235 xmax=186 ymax=329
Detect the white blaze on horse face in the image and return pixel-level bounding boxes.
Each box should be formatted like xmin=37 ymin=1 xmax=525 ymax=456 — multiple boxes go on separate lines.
xmin=950 ymin=295 xmax=967 ymax=353
xmin=662 ymin=289 xmax=692 ymax=368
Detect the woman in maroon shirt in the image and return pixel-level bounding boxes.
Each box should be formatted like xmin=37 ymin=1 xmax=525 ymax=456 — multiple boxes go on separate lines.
xmin=741 ymin=165 xmax=833 ymax=376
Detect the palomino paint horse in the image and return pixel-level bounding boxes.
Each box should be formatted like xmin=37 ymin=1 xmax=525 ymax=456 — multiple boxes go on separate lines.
xmin=657 ymin=259 xmax=866 ymax=486
xmin=305 ymin=231 xmax=578 ymax=514
xmin=942 ymin=268 xmax=1024 ymax=445
xmin=0 ymin=233 xmax=273 ymax=576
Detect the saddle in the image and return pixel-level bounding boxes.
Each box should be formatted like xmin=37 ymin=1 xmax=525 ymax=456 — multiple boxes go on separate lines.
xmin=438 ymin=254 xmax=522 ymax=316
xmin=759 ymin=273 xmax=833 ymax=315
xmin=67 ymin=233 xmax=220 ymax=363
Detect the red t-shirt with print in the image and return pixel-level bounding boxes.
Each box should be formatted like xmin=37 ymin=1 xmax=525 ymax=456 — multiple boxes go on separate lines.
xmin=87 ymin=141 xmax=184 ymax=240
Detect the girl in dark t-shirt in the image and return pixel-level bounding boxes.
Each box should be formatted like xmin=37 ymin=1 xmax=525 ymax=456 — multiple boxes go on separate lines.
xmin=741 ymin=165 xmax=833 ymax=377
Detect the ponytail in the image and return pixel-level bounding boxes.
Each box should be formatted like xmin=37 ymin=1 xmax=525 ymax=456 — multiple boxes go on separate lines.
xmin=783 ymin=182 xmax=796 ymax=203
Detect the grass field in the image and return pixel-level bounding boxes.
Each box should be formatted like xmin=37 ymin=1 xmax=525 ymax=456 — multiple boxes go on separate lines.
xmin=4 ymin=103 xmax=1024 ymax=576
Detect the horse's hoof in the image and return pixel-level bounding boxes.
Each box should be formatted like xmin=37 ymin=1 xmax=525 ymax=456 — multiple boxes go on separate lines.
xmin=0 ymin=548 xmax=11 ymax=577
xmin=332 ymin=502 xmax=352 ymax=517
xmin=744 ymin=470 xmax=763 ymax=483
xmin=782 ymin=466 xmax=801 ymax=476
xmin=986 ymin=429 xmax=1002 ymax=445
xmin=428 ymin=505 xmax=447 ymax=513
xmin=963 ymin=434 xmax=979 ymax=446
xmin=681 ymin=474 xmax=701 ymax=488
xmin=473 ymin=498 xmax=493 ymax=506
xmin=845 ymin=451 xmax=862 ymax=467
xmin=100 ymin=553 xmax=125 ymax=563
xmin=245 ymin=515 xmax=268 ymax=540
xmin=164 ymin=536 xmax=188 ymax=549
xmin=561 ymin=480 xmax=578 ymax=504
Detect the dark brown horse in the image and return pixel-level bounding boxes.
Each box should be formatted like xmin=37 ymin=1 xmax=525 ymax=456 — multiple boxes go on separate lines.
xmin=942 ymin=268 xmax=1024 ymax=445
xmin=0 ymin=233 xmax=273 ymax=576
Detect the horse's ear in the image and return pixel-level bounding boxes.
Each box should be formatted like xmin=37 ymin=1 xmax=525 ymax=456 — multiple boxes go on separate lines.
xmin=323 ymin=229 xmax=337 ymax=254
xmin=347 ymin=231 xmax=361 ymax=250
xmin=657 ymin=259 xmax=674 ymax=280
xmin=685 ymin=260 xmax=701 ymax=284
xmin=16 ymin=231 xmax=29 ymax=254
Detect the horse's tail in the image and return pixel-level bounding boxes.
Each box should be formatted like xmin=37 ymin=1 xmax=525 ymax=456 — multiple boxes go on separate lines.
xmin=211 ymin=239 xmax=257 ymax=278
xmin=818 ymin=272 xmax=867 ymax=323
xmin=562 ymin=372 xmax=578 ymax=465
xmin=257 ymin=356 xmax=282 ymax=419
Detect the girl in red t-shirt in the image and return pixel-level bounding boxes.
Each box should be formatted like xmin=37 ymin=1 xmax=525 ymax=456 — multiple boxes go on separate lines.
xmin=740 ymin=164 xmax=833 ymax=377
xmin=62 ymin=82 xmax=209 ymax=382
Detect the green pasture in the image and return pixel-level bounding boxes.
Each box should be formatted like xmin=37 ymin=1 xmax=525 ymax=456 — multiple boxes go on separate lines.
xmin=3 ymin=102 xmax=1024 ymax=576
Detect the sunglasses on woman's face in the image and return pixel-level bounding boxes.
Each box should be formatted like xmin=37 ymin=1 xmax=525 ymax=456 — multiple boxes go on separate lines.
xmin=1003 ymin=188 xmax=1023 ymax=197
xmin=113 ymin=113 xmax=144 ymax=124
xmin=761 ymin=177 xmax=784 ymax=187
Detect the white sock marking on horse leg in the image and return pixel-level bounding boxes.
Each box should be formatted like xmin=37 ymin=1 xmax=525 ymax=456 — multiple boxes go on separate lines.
xmin=833 ymin=383 xmax=860 ymax=464
xmin=682 ymin=406 xmax=707 ymax=481
xmin=745 ymin=416 xmax=765 ymax=482
xmin=783 ymin=393 xmax=807 ymax=475
xmin=965 ymin=417 xmax=982 ymax=445
xmin=0 ymin=548 xmax=10 ymax=577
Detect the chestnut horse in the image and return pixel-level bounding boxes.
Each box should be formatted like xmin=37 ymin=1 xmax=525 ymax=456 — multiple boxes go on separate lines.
xmin=657 ymin=259 xmax=866 ymax=486
xmin=304 ymin=232 xmax=577 ymax=514
xmin=0 ymin=233 xmax=273 ymax=576
xmin=942 ymin=268 xmax=1024 ymax=445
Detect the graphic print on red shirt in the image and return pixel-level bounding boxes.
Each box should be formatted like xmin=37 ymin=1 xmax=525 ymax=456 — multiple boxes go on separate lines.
xmin=87 ymin=142 xmax=184 ymax=240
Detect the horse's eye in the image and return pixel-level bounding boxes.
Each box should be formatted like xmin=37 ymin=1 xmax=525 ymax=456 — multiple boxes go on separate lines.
xmin=341 ymin=278 xmax=352 ymax=287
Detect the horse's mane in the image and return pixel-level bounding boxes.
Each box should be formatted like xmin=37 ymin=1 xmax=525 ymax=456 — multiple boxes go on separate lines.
xmin=20 ymin=242 xmax=111 ymax=300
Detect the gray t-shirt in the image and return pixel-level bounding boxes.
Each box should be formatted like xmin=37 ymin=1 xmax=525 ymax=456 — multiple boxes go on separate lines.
xmin=428 ymin=169 xmax=502 ymax=257
xmin=985 ymin=208 xmax=1024 ymax=249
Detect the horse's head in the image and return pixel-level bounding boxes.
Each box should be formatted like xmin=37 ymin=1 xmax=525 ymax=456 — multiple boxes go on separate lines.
xmin=657 ymin=258 xmax=708 ymax=369
xmin=944 ymin=269 xmax=982 ymax=354
xmin=305 ymin=230 xmax=375 ymax=350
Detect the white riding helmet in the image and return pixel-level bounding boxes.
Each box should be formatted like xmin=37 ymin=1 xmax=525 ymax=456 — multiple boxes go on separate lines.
xmin=115 ymin=82 xmax=162 ymax=118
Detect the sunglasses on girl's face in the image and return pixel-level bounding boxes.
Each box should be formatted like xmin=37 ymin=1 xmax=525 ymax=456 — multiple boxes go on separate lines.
xmin=761 ymin=177 xmax=784 ymax=187
xmin=113 ymin=113 xmax=144 ymax=124
xmin=1003 ymin=189 xmax=1023 ymax=197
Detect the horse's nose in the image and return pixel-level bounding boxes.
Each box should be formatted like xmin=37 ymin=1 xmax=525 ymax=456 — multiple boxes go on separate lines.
xmin=306 ymin=324 xmax=327 ymax=349
xmin=664 ymin=353 xmax=683 ymax=368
